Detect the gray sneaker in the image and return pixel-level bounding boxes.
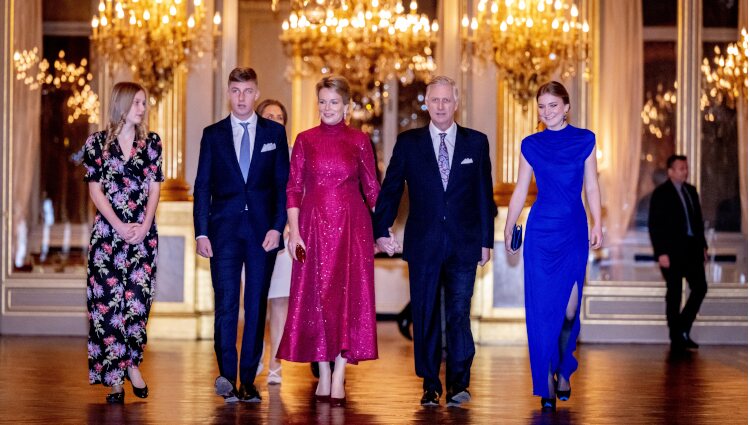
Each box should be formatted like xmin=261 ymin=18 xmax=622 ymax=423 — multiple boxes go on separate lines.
xmin=215 ymin=376 xmax=239 ymax=403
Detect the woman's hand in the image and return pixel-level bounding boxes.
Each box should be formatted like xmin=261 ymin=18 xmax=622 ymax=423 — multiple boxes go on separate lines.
xmin=126 ymin=223 xmax=150 ymax=245
xmin=590 ymin=224 xmax=603 ymax=249
xmin=504 ymin=226 xmax=519 ymax=255
xmin=287 ymin=230 xmax=306 ymax=262
xmin=115 ymin=222 xmax=138 ymax=241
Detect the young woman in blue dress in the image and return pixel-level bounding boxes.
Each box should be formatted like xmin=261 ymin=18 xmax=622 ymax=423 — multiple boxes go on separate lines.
xmin=504 ymin=81 xmax=603 ymax=411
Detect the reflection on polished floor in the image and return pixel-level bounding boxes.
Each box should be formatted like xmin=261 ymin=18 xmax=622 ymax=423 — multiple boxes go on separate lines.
xmin=0 ymin=323 xmax=746 ymax=424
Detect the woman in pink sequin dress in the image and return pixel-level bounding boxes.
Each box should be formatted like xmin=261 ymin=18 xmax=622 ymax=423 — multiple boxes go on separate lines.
xmin=276 ymin=76 xmax=380 ymax=405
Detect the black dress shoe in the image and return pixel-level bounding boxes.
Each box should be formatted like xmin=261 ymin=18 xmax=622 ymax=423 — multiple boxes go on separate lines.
xmin=683 ymin=333 xmax=700 ymax=349
xmin=446 ymin=389 xmax=471 ymax=407
xmin=541 ymin=397 xmax=556 ymax=411
xmin=330 ymin=396 xmax=346 ymax=407
xmin=126 ymin=374 xmax=149 ymax=398
xmin=555 ymin=386 xmax=571 ymax=401
xmin=396 ymin=304 xmax=413 ymax=341
xmin=420 ymin=390 xmax=440 ymax=406
xmin=238 ymin=384 xmax=261 ymax=403
xmin=106 ymin=391 xmax=125 ymax=404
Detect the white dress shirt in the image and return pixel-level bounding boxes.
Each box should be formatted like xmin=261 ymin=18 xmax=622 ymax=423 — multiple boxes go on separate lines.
xmin=429 ymin=121 xmax=457 ymax=168
xmin=230 ymin=112 xmax=258 ymax=166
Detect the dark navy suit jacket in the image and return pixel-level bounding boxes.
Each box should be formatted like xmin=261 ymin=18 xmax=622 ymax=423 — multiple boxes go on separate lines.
xmin=373 ymin=124 xmax=496 ymax=264
xmin=193 ymin=115 xmax=290 ymax=257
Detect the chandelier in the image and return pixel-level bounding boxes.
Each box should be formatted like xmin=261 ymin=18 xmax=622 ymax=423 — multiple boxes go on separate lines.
xmin=701 ymin=28 xmax=748 ymax=110
xmin=91 ymin=0 xmax=221 ymax=103
xmin=14 ymin=48 xmax=100 ymax=124
xmin=279 ymin=0 xmax=438 ymax=113
xmin=462 ymin=0 xmax=590 ymax=105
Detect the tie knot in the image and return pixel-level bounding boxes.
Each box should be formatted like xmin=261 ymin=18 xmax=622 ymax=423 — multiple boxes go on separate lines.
xmin=439 ymin=132 xmax=447 ymax=142
xmin=240 ymin=122 xmax=250 ymax=130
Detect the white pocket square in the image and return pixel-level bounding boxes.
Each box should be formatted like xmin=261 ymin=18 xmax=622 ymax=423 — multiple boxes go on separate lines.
xmin=260 ymin=143 xmax=277 ymax=152
xmin=460 ymin=158 xmax=473 ymax=165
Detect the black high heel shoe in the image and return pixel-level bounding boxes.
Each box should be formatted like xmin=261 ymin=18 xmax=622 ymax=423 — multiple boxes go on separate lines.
xmin=555 ymin=379 xmax=571 ymax=401
xmin=106 ymin=391 xmax=125 ymax=404
xmin=126 ymin=369 xmax=149 ymax=398
xmin=541 ymin=397 xmax=556 ymax=411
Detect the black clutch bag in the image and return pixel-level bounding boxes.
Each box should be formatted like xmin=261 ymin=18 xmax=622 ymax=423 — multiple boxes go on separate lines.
xmin=510 ymin=224 xmax=523 ymax=251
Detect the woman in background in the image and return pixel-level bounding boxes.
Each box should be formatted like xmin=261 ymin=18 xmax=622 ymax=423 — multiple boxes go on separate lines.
xmin=83 ymin=82 xmax=163 ymax=403
xmin=255 ymin=99 xmax=290 ymax=385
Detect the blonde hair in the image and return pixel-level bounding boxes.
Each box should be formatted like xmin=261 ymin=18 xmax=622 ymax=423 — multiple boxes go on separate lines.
xmin=104 ymin=82 xmax=149 ymax=152
xmin=316 ymin=75 xmax=352 ymax=105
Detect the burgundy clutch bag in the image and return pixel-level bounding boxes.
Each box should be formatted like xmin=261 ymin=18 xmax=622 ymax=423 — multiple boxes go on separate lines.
xmin=295 ymin=244 xmax=306 ymax=263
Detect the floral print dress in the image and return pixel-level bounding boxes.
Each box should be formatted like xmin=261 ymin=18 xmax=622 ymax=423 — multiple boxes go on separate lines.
xmin=83 ymin=130 xmax=164 ymax=387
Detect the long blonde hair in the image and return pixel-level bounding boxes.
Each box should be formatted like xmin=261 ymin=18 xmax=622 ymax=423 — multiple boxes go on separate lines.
xmin=104 ymin=82 xmax=149 ymax=152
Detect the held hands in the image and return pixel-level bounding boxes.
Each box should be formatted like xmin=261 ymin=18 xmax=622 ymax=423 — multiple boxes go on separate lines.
xmin=116 ymin=222 xmax=149 ymax=245
xmin=658 ymin=254 xmax=670 ymax=269
xmin=196 ymin=238 xmax=213 ymax=258
xmin=589 ymin=224 xmax=603 ymax=250
xmin=262 ymin=230 xmax=282 ymax=252
xmin=375 ymin=228 xmax=399 ymax=256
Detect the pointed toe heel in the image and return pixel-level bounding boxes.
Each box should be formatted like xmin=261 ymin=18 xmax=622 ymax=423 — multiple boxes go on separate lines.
xmin=106 ymin=391 xmax=125 ymax=404
xmin=556 ymin=388 xmax=571 ymax=401
xmin=132 ymin=384 xmax=149 ymax=398
xmin=541 ymin=397 xmax=556 ymax=411
xmin=330 ymin=396 xmax=346 ymax=407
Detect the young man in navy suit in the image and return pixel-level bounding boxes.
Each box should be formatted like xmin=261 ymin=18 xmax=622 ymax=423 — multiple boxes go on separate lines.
xmin=193 ymin=68 xmax=290 ymax=402
xmin=374 ymin=76 xmax=496 ymax=407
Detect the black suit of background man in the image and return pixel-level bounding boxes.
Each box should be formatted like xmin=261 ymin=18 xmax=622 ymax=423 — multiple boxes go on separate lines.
xmin=648 ymin=154 xmax=707 ymax=350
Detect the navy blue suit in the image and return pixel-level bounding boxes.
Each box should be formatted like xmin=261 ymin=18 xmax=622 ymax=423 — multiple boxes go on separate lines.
xmin=193 ymin=115 xmax=289 ymax=388
xmin=373 ymin=124 xmax=495 ymax=395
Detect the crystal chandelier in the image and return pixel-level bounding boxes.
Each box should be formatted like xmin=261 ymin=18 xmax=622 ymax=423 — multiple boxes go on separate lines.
xmin=14 ymin=48 xmax=100 ymax=124
xmin=701 ymin=28 xmax=748 ymax=110
xmin=279 ymin=0 xmax=438 ymax=108
xmin=462 ymin=0 xmax=590 ymax=105
xmin=90 ymin=0 xmax=221 ymax=103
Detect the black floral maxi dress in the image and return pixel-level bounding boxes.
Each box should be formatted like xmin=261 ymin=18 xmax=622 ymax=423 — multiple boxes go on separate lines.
xmin=83 ymin=131 xmax=164 ymax=387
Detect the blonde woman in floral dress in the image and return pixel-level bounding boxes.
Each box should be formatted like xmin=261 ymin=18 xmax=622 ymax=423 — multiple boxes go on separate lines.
xmin=83 ymin=82 xmax=163 ymax=404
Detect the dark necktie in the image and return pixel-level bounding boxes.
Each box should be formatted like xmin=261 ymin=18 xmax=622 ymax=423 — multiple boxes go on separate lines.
xmin=438 ymin=132 xmax=449 ymax=190
xmin=239 ymin=122 xmax=251 ymax=182
xmin=679 ymin=185 xmax=695 ymax=236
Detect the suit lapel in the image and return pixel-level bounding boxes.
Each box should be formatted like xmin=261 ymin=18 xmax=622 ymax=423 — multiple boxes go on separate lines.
xmin=446 ymin=125 xmax=468 ymax=192
xmin=418 ymin=126 xmax=444 ymax=191
xmin=247 ymin=117 xmax=268 ymax=185
xmin=218 ymin=116 xmax=245 ymax=183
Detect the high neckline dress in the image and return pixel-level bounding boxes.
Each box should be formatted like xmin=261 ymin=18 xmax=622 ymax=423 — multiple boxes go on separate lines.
xmin=276 ymin=120 xmax=380 ymax=364
xmin=520 ymin=124 xmax=595 ymax=398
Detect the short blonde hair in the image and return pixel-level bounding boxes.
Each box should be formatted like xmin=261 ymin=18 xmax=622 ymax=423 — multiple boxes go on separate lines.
xmin=425 ymin=75 xmax=459 ymax=103
xmin=316 ymin=75 xmax=351 ymax=105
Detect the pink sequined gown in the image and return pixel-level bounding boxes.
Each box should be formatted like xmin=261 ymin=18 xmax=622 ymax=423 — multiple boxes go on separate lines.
xmin=276 ymin=120 xmax=380 ymax=364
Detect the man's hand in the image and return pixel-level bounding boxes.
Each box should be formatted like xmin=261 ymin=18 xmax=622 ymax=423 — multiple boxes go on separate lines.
xmin=376 ymin=236 xmax=396 ymax=256
xmin=262 ymin=230 xmax=282 ymax=252
xmin=196 ymin=237 xmax=213 ymax=258
xmin=478 ymin=247 xmax=491 ymax=266
xmin=658 ymin=254 xmax=670 ymax=269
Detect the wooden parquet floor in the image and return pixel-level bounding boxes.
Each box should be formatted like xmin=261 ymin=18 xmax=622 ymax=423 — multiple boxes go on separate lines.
xmin=0 ymin=323 xmax=746 ymax=424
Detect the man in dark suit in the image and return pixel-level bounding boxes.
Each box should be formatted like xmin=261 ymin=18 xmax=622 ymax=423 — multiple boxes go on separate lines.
xmin=374 ymin=76 xmax=496 ymax=407
xmin=193 ymin=68 xmax=289 ymax=402
xmin=648 ymin=154 xmax=707 ymax=351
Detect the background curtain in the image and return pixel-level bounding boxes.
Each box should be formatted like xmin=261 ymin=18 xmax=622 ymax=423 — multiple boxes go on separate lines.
xmin=739 ymin=2 xmax=747 ymax=236
xmin=12 ymin=0 xmax=42 ymax=267
xmin=593 ymin=0 xmax=644 ymax=243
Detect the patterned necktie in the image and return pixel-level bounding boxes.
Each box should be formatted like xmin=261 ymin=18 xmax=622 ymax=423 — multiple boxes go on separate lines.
xmin=239 ymin=122 xmax=251 ymax=182
xmin=438 ymin=132 xmax=449 ymax=190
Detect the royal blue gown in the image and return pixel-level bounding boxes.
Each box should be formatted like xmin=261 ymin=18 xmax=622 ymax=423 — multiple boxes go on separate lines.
xmin=521 ymin=124 xmax=595 ymax=398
